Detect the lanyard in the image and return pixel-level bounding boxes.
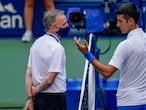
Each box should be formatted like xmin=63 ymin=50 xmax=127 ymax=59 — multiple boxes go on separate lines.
xmin=46 ymin=32 xmax=60 ymax=43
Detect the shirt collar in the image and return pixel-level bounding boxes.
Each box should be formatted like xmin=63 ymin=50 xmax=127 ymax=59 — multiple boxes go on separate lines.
xmin=127 ymin=28 xmax=143 ymax=39
xmin=46 ymin=32 xmax=60 ymax=43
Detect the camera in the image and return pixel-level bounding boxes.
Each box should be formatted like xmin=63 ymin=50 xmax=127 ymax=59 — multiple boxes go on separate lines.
xmin=66 ymin=7 xmax=104 ymax=33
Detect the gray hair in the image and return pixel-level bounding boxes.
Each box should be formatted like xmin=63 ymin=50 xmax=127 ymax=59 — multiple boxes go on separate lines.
xmin=42 ymin=9 xmax=64 ymax=30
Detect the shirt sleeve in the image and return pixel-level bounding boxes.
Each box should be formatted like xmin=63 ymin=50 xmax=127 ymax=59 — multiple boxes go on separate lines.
xmin=27 ymin=47 xmax=32 ymax=68
xmin=27 ymin=54 xmax=32 ymax=68
xmin=48 ymin=45 xmax=65 ymax=73
xmin=109 ymin=41 xmax=131 ymax=70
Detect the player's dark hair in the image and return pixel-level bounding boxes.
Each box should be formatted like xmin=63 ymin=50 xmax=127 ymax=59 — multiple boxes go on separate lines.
xmin=115 ymin=2 xmax=140 ymax=23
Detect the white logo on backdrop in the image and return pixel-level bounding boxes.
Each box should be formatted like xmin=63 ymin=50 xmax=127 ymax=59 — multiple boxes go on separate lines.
xmin=0 ymin=2 xmax=17 ymax=13
xmin=0 ymin=1 xmax=23 ymax=29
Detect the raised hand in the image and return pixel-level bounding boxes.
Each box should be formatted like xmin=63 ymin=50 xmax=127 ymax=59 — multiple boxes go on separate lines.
xmin=73 ymin=36 xmax=88 ymax=54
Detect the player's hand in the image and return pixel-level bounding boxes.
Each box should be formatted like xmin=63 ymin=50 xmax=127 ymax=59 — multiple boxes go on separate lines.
xmin=73 ymin=36 xmax=88 ymax=54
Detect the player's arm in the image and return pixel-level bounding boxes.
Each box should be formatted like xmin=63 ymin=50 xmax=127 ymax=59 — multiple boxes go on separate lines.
xmin=90 ymin=59 xmax=117 ymax=78
xmin=73 ymin=37 xmax=117 ymax=78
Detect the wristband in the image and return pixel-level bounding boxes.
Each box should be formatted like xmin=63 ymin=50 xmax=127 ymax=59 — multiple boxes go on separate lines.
xmin=27 ymin=96 xmax=34 ymax=100
xmin=84 ymin=52 xmax=95 ymax=62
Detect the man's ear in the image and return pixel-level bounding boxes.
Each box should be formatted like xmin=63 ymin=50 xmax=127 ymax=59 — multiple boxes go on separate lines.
xmin=50 ymin=25 xmax=57 ymax=32
xmin=50 ymin=25 xmax=55 ymax=30
xmin=128 ymin=18 xmax=134 ymax=25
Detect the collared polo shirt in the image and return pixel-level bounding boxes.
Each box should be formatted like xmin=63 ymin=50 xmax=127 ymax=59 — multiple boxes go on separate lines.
xmin=28 ymin=33 xmax=66 ymax=93
xmin=109 ymin=28 xmax=146 ymax=106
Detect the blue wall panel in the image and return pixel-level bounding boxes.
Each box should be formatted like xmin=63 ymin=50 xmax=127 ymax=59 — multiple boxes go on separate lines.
xmin=0 ymin=0 xmax=146 ymax=37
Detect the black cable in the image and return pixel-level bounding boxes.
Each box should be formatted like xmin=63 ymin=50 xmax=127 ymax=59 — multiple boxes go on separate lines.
xmin=99 ymin=36 xmax=111 ymax=55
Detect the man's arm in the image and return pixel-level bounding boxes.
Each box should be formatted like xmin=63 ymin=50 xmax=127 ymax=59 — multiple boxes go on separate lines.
xmin=32 ymin=72 xmax=57 ymax=96
xmin=73 ymin=37 xmax=117 ymax=78
xmin=25 ymin=67 xmax=33 ymax=97
xmin=24 ymin=67 xmax=34 ymax=110
xmin=90 ymin=59 xmax=117 ymax=78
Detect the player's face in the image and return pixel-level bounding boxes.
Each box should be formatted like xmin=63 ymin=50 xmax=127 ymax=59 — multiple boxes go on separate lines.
xmin=116 ymin=14 xmax=131 ymax=34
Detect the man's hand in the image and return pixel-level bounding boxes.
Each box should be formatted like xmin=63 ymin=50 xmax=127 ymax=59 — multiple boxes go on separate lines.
xmin=24 ymin=99 xmax=34 ymax=110
xmin=73 ymin=37 xmax=88 ymax=54
xmin=32 ymin=85 xmax=38 ymax=96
